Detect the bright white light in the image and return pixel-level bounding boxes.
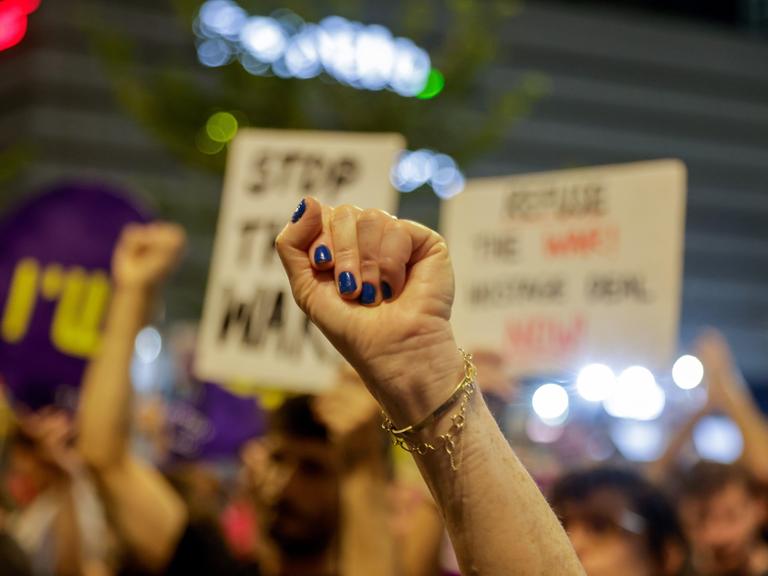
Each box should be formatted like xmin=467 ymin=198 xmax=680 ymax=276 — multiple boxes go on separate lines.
xmin=317 ymin=16 xmax=358 ymax=83
xmin=135 ymin=326 xmax=162 ymax=364
xmin=431 ymin=153 xmax=465 ymax=199
xmin=390 ymin=149 xmax=465 ymax=198
xmin=603 ymin=366 xmax=665 ymax=421
xmin=672 ymin=354 xmax=704 ymax=390
xmin=390 ymin=38 xmax=431 ymax=96
xmin=355 ymin=25 xmax=395 ymax=90
xmin=199 ymin=0 xmax=247 ymax=40
xmin=195 ymin=6 xmax=434 ymax=98
xmin=432 ymin=168 xmax=465 ymax=199
xmin=532 ymin=383 xmax=569 ymax=423
xmin=693 ymin=415 xmax=743 ymax=463
xmin=526 ymin=416 xmax=564 ymax=444
xmin=240 ymin=17 xmax=287 ymax=63
xmin=239 ymin=53 xmax=270 ymax=75
xmin=197 ymin=39 xmax=233 ymax=67
xmin=284 ymin=26 xmax=322 ymax=78
xmin=610 ymin=420 xmax=665 ymax=462
xmin=390 ymin=149 xmax=436 ymax=192
xmin=577 ymin=364 xmax=616 ymax=402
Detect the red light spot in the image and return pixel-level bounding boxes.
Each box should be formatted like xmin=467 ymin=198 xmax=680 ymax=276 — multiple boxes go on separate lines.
xmin=4 ymin=0 xmax=40 ymax=13
xmin=0 ymin=3 xmax=28 ymax=53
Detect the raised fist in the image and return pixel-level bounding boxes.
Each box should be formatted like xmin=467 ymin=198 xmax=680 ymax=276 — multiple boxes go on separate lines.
xmin=112 ymin=223 xmax=186 ymax=290
xmin=275 ymin=198 xmax=464 ymax=426
xmin=696 ymin=328 xmax=747 ymax=411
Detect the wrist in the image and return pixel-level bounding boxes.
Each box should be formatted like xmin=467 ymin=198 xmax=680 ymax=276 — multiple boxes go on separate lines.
xmin=112 ymin=279 xmax=158 ymax=297
xmin=107 ymin=282 xmax=157 ymax=330
xmin=373 ymin=333 xmax=466 ymax=429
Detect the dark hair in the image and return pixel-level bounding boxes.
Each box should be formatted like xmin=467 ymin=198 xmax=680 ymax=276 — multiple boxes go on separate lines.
xmin=551 ymin=467 xmax=685 ymax=567
xmin=678 ymin=461 xmax=760 ymax=502
xmin=7 ymin=427 xmax=37 ymax=452
xmin=269 ymin=395 xmax=329 ymax=441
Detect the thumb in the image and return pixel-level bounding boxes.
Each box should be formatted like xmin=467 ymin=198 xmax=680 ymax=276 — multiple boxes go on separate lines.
xmin=275 ymin=197 xmax=323 ymax=305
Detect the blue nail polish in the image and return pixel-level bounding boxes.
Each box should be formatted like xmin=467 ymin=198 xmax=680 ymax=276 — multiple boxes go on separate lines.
xmin=338 ymin=272 xmax=357 ymax=295
xmin=314 ymin=245 xmax=332 ymax=265
xmin=360 ymin=282 xmax=376 ymax=305
xmin=381 ymin=282 xmax=393 ymax=300
xmin=291 ymin=199 xmax=306 ymax=223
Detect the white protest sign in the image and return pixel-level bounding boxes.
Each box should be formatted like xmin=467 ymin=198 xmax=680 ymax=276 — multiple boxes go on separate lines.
xmin=196 ymin=129 xmax=404 ymax=391
xmin=442 ymin=160 xmax=686 ymax=376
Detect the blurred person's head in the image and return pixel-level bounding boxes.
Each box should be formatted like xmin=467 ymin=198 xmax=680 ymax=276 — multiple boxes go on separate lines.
xmin=551 ymin=467 xmax=685 ymax=576
xmin=4 ymin=429 xmax=51 ymax=507
xmin=255 ymin=395 xmax=340 ymax=559
xmin=677 ymin=461 xmax=766 ymax=575
xmin=4 ymin=408 xmax=74 ymax=508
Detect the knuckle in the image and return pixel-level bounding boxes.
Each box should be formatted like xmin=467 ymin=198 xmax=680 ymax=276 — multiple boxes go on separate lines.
xmin=378 ymin=254 xmax=401 ymax=273
xmin=359 ymin=258 xmax=379 ymax=272
xmin=333 ymin=244 xmax=357 ymax=262
xmin=358 ymin=208 xmax=385 ymax=227
xmin=384 ymin=219 xmax=405 ymax=235
xmin=332 ymin=204 xmax=359 ymax=223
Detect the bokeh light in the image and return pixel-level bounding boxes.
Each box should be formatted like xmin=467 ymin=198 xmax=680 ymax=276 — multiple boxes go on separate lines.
xmin=576 ymin=363 xmax=616 ymax=402
xmin=284 ymin=25 xmax=322 ymax=79
xmin=672 ymin=354 xmax=704 ymax=390
xmin=240 ymin=16 xmax=287 ymax=63
xmin=390 ymin=38 xmax=432 ymax=96
xmin=532 ymin=383 xmax=569 ymax=424
xmin=390 ymin=149 xmax=465 ymax=198
xmin=610 ymin=420 xmax=666 ymax=462
xmin=198 ymin=0 xmax=247 ymax=40
xmin=0 ymin=2 xmax=30 ymax=53
xmin=206 ymin=111 xmax=239 ymax=143
xmin=526 ymin=416 xmax=565 ymax=444
xmin=197 ymin=38 xmax=233 ymax=67
xmin=603 ymin=366 xmax=665 ymax=421
xmin=135 ymin=326 xmax=162 ymax=364
xmin=355 ymin=25 xmax=395 ymax=90
xmin=693 ymin=415 xmax=744 ymax=463
xmin=417 ymin=68 xmax=446 ymax=99
xmin=194 ymin=2 xmax=435 ymax=98
xmin=196 ymin=129 xmax=226 ymax=155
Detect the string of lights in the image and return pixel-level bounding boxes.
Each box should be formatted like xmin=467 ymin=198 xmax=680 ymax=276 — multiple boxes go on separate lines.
xmin=194 ymin=0 xmax=441 ymax=99
xmin=193 ymin=2 xmax=466 ymax=199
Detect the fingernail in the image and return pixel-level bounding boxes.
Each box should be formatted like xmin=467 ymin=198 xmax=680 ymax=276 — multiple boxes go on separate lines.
xmin=314 ymin=245 xmax=332 ymax=265
xmin=338 ymin=272 xmax=357 ymax=295
xmin=360 ymin=282 xmax=376 ymax=305
xmin=381 ymin=282 xmax=393 ymax=300
xmin=291 ymin=199 xmax=306 ymax=223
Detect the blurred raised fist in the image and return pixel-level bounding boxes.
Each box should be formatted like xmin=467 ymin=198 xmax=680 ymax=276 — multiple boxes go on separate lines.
xmin=696 ymin=328 xmax=748 ymax=411
xmin=314 ymin=367 xmax=382 ymax=466
xmin=275 ymin=198 xmax=463 ymax=426
xmin=112 ymin=222 xmax=186 ymax=290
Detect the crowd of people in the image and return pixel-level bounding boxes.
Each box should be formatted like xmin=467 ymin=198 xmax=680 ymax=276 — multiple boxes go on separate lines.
xmin=1 ymin=198 xmax=767 ymax=575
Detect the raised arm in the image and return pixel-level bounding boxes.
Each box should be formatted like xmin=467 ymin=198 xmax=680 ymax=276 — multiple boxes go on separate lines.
xmin=699 ymin=329 xmax=768 ymax=483
xmin=314 ymin=378 xmax=397 ymax=576
xmin=275 ymin=199 xmax=584 ymax=576
xmin=77 ymin=223 xmax=188 ymax=572
xmin=647 ymin=404 xmax=707 ymax=484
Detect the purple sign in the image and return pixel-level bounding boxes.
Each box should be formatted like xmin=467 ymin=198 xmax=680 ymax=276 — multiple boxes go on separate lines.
xmin=166 ymin=382 xmax=265 ymax=461
xmin=0 ymin=182 xmax=149 ymax=409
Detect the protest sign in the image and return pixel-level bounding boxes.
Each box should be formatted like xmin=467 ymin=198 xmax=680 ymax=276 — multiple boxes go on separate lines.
xmin=442 ymin=160 xmax=686 ymax=376
xmin=0 ymin=183 xmax=149 ymax=408
xmin=196 ymin=129 xmax=404 ymax=391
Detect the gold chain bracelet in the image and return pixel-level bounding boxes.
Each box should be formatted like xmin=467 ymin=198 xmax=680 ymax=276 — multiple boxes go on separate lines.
xmin=381 ymin=348 xmax=477 ymax=471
